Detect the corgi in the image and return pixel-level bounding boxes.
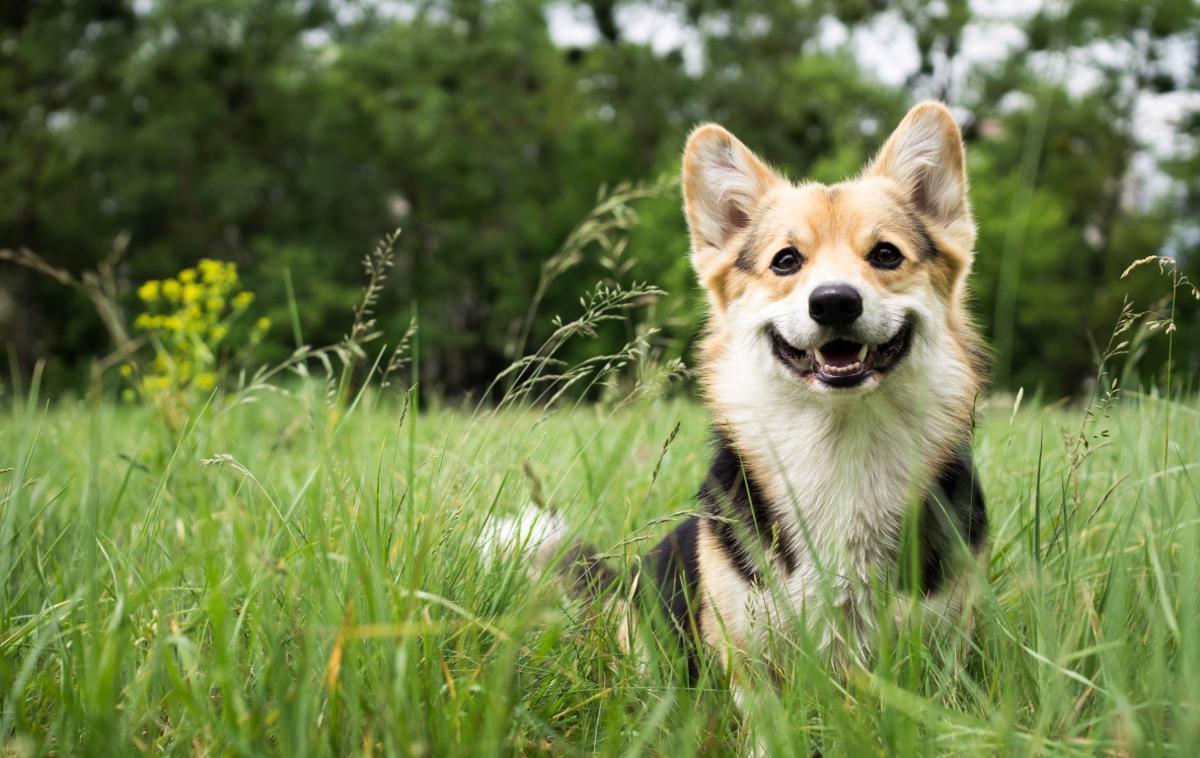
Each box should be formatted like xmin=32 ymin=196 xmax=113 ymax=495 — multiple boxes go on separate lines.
xmin=491 ymin=101 xmax=988 ymax=684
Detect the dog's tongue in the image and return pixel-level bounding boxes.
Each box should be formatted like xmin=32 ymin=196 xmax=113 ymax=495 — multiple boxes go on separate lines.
xmin=818 ymin=339 xmax=865 ymax=368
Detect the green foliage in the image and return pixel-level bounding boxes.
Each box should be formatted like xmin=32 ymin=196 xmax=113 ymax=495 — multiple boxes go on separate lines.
xmin=1 ymin=0 xmax=1198 ymax=397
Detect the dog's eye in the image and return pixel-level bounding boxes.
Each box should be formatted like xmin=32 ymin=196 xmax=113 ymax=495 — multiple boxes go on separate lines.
xmin=769 ymin=246 xmax=804 ymax=275
xmin=868 ymin=241 xmax=904 ymax=269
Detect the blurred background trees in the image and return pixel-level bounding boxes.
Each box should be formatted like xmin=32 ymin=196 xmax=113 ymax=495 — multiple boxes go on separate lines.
xmin=2 ymin=0 xmax=1197 ymax=399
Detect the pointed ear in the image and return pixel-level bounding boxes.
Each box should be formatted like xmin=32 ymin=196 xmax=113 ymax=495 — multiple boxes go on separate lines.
xmin=682 ymin=124 xmax=781 ymax=256
xmin=868 ymin=102 xmax=970 ymax=230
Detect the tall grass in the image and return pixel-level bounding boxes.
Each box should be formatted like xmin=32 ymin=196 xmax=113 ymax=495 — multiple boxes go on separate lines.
xmin=2 ymin=337 xmax=1200 ymax=755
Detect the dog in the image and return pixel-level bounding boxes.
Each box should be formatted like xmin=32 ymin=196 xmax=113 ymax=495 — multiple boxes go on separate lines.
xmin=490 ymin=101 xmax=988 ymax=687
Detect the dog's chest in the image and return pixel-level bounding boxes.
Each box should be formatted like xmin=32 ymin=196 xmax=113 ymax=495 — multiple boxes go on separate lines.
xmin=742 ymin=403 xmax=930 ymax=611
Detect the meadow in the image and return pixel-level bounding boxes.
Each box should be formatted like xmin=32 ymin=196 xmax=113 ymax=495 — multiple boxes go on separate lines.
xmin=2 ymin=368 xmax=1199 ymax=755
xmin=4 ymin=4 xmax=1198 ymax=754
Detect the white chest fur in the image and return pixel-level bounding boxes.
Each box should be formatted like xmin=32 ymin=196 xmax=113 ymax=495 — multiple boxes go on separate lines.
xmin=705 ymin=328 xmax=972 ymax=649
xmin=744 ymin=398 xmax=929 ymax=619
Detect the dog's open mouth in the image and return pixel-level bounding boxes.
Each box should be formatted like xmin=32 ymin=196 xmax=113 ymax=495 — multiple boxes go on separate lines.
xmin=767 ymin=319 xmax=914 ymax=388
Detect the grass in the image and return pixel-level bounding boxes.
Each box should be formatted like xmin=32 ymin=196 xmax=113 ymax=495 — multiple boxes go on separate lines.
xmin=2 ymin=376 xmax=1200 ymax=755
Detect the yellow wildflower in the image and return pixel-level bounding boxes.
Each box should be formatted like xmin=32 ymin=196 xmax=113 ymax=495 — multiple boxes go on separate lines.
xmin=199 ymin=259 xmax=222 ymax=283
xmin=127 ymin=260 xmax=264 ymax=407
xmin=138 ymin=280 xmax=160 ymax=303
xmin=141 ymin=375 xmax=170 ymax=392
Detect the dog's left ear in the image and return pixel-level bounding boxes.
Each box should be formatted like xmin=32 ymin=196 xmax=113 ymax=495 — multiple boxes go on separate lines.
xmin=868 ymin=102 xmax=972 ymax=238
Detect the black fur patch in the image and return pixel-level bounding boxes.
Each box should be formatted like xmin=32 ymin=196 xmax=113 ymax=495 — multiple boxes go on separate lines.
xmin=645 ymin=517 xmax=703 ymax=632
xmin=734 ymin=232 xmax=758 ymax=272
xmin=562 ymin=542 xmax=623 ymax=596
xmin=900 ymin=450 xmax=988 ymax=595
xmin=643 ymin=516 xmax=704 ymax=677
xmin=908 ymin=210 xmax=940 ymax=261
xmin=699 ymin=433 xmax=796 ymax=585
xmin=732 ymin=198 xmax=776 ymax=272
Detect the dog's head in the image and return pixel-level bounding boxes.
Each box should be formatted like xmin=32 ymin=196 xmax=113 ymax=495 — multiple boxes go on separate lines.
xmin=683 ymin=102 xmax=982 ymax=407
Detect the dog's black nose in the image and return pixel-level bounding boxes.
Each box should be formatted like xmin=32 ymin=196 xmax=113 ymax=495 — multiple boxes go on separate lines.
xmin=809 ymin=284 xmax=863 ymax=327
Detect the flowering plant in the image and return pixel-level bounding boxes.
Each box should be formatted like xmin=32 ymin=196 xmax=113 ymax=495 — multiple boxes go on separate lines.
xmin=123 ymin=259 xmax=269 ymax=409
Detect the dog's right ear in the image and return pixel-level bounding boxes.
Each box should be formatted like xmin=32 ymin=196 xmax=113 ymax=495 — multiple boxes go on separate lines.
xmin=682 ymin=125 xmax=781 ymax=265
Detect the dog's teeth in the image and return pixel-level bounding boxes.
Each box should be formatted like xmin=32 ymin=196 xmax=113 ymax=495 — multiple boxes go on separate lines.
xmin=813 ymin=348 xmax=826 ymax=366
xmin=823 ymin=361 xmax=863 ymax=376
xmin=857 ymin=344 xmax=868 ymax=361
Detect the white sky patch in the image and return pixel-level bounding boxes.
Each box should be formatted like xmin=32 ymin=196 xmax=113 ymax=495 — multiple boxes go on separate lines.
xmin=1132 ymin=89 xmax=1200 ymax=208
xmin=816 ymin=14 xmax=849 ymax=48
xmin=547 ymin=2 xmax=705 ymax=72
xmin=844 ymin=11 xmax=921 ymax=87
xmin=616 ymin=4 xmax=704 ymax=72
xmin=970 ymin=0 xmax=1045 ymax=18
xmin=544 ymin=3 xmax=599 ymax=48
xmin=959 ymin=18 xmax=1028 ymax=66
